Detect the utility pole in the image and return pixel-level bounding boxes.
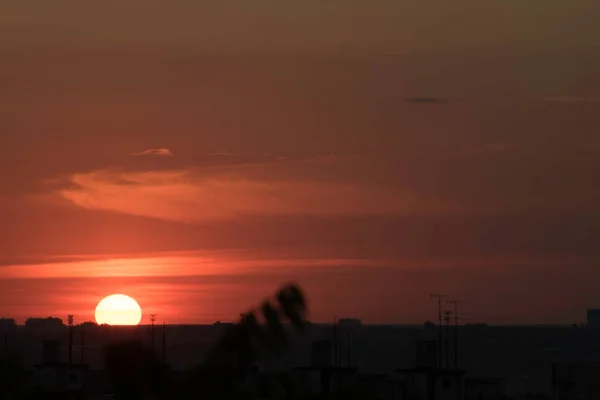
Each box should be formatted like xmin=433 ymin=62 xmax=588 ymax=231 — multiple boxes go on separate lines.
xmin=444 ymin=310 xmax=452 ymax=369
xmin=162 ymin=322 xmax=166 ymax=364
xmin=333 ymin=317 xmax=338 ymax=369
xmin=150 ymin=314 xmax=156 ymax=351
xmin=447 ymin=300 xmax=467 ymax=369
xmin=347 ymin=330 xmax=351 ymax=368
xmin=68 ymin=315 xmax=74 ymax=365
xmin=80 ymin=324 xmax=85 ymax=365
xmin=430 ymin=294 xmax=450 ymax=368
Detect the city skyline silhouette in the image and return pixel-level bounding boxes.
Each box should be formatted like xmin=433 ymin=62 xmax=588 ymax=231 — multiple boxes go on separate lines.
xmin=2 ymin=0 xmax=600 ymax=398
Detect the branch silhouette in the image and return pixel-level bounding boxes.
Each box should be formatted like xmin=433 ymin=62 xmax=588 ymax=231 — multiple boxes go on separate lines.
xmin=103 ymin=282 xmax=308 ymax=399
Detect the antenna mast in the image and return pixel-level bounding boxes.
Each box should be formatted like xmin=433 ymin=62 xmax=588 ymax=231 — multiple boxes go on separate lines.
xmin=444 ymin=310 xmax=452 ymax=369
xmin=68 ymin=315 xmax=74 ymax=365
xmin=447 ymin=300 xmax=467 ymax=369
xmin=150 ymin=314 xmax=156 ymax=351
xmin=162 ymin=322 xmax=167 ymax=364
xmin=430 ymin=294 xmax=451 ymax=368
xmin=80 ymin=324 xmax=85 ymax=365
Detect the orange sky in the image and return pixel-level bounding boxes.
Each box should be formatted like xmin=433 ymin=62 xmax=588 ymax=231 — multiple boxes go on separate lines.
xmin=1 ymin=0 xmax=600 ymax=325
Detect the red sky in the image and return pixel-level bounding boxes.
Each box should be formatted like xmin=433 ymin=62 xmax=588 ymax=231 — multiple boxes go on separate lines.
xmin=1 ymin=0 xmax=600 ymax=325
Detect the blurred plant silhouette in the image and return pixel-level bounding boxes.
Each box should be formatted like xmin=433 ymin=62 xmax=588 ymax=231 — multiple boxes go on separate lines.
xmin=104 ymin=339 xmax=169 ymax=400
xmin=103 ymin=282 xmax=308 ymax=399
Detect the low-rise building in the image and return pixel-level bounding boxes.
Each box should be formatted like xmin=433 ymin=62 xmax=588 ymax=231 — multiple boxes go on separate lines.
xmin=396 ymin=367 xmax=465 ymax=400
xmin=552 ymin=362 xmax=600 ymax=400
xmin=465 ymin=378 xmax=506 ymax=400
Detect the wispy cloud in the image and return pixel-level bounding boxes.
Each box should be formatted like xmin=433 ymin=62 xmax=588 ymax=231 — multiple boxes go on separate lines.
xmin=55 ymin=143 xmax=600 ymax=225
xmin=132 ymin=148 xmax=173 ymax=156
xmin=0 ymin=252 xmax=404 ymax=279
xmin=1 ymin=251 xmax=588 ymax=279
xmin=205 ymin=152 xmax=239 ymax=156
xmin=58 ymin=158 xmax=445 ymax=223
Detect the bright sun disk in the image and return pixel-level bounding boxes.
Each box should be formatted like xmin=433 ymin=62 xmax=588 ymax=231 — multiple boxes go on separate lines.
xmin=95 ymin=294 xmax=143 ymax=326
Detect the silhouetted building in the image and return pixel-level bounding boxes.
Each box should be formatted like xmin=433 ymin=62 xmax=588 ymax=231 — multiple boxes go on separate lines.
xmin=338 ymin=318 xmax=362 ymax=327
xmin=0 ymin=318 xmax=16 ymax=355
xmin=417 ymin=340 xmax=439 ymax=368
xmin=32 ymin=363 xmax=89 ymax=393
xmin=42 ymin=340 xmax=61 ymax=364
xmin=311 ymin=340 xmax=333 ymax=367
xmin=424 ymin=321 xmax=437 ymax=330
xmin=0 ymin=318 xmax=16 ymax=331
xmin=390 ymin=340 xmax=466 ymax=400
xmin=466 ymin=378 xmax=506 ymax=400
xmin=586 ymin=309 xmax=600 ymax=328
xmin=552 ymin=362 xmax=600 ymax=400
xmin=353 ymin=373 xmax=407 ymax=400
xmin=396 ymin=367 xmax=465 ymax=400
xmin=33 ymin=338 xmax=91 ymax=394
xmin=25 ymin=317 xmax=64 ymax=334
xmin=294 ymin=366 xmax=357 ymax=396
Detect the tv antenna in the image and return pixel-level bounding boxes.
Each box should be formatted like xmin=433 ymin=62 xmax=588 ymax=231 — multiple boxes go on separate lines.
xmin=444 ymin=310 xmax=452 ymax=368
xmin=67 ymin=315 xmax=74 ymax=365
xmin=430 ymin=294 xmax=451 ymax=368
xmin=150 ymin=314 xmax=156 ymax=350
xmin=447 ymin=300 xmax=467 ymax=369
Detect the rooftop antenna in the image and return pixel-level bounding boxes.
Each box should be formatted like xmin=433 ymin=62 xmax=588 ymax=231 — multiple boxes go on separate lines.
xmin=447 ymin=300 xmax=467 ymax=369
xmin=430 ymin=294 xmax=451 ymax=368
xmin=444 ymin=310 xmax=452 ymax=369
xmin=150 ymin=314 xmax=156 ymax=351
xmin=68 ymin=315 xmax=74 ymax=365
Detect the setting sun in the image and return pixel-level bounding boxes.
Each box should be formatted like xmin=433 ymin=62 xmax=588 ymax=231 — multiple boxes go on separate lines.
xmin=95 ymin=294 xmax=143 ymax=325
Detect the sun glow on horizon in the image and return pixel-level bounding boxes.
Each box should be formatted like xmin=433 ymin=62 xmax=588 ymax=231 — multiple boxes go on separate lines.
xmin=94 ymin=294 xmax=143 ymax=325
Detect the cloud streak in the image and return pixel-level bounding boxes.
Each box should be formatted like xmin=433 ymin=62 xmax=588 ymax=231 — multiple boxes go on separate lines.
xmin=132 ymin=148 xmax=173 ymax=156
xmin=2 ymin=250 xmax=592 ymax=279
xmin=58 ymin=157 xmax=446 ymax=223
xmin=57 ymin=144 xmax=600 ymax=224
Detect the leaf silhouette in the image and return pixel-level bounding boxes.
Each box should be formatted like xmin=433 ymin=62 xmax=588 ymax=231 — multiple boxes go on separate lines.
xmin=104 ymin=339 xmax=169 ymax=399
xmin=103 ymin=283 xmax=308 ymax=399
xmin=242 ymin=310 xmax=272 ymax=350
xmin=261 ymin=301 xmax=286 ymax=346
xmin=276 ymin=283 xmax=307 ymax=330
